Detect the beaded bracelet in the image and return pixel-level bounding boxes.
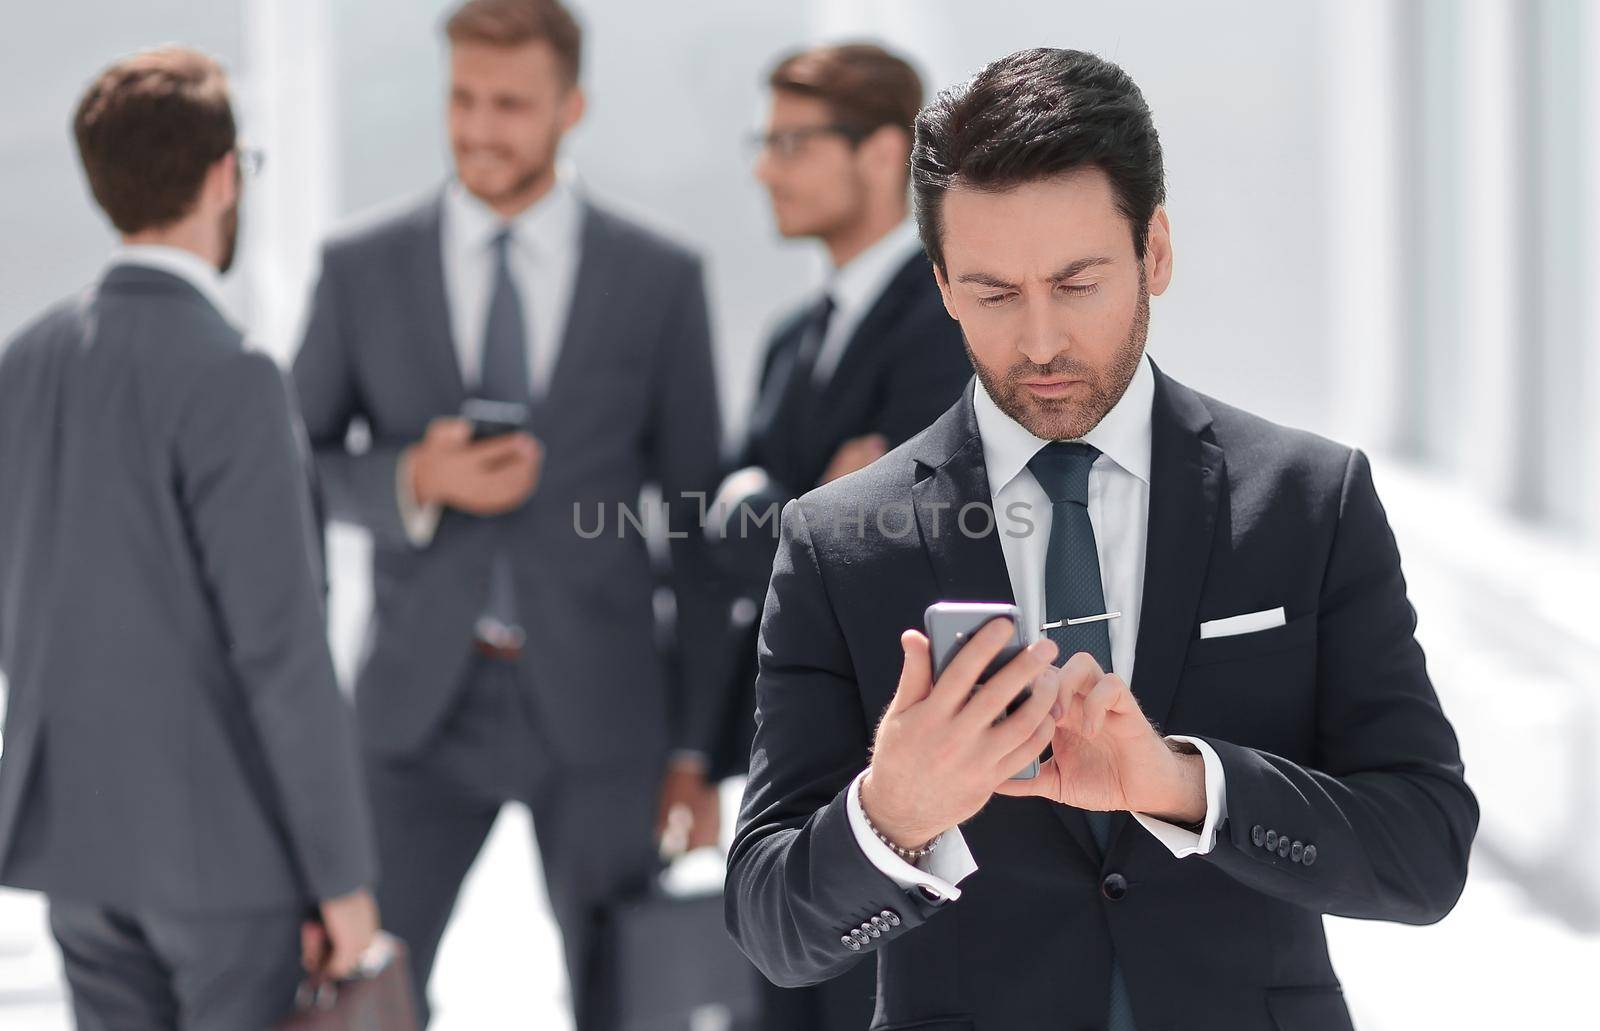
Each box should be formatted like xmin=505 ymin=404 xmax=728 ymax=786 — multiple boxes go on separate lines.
xmin=857 ymin=780 xmax=939 ymax=861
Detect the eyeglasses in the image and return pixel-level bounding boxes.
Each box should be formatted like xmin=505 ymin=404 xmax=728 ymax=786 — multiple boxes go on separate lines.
xmin=746 ymin=124 xmax=866 ymax=160
xmin=235 ymin=146 xmax=266 ymax=179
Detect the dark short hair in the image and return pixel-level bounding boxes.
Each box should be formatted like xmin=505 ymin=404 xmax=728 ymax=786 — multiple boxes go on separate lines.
xmin=72 ymin=47 xmax=235 ymax=235
xmin=768 ymin=43 xmax=923 ymax=144
xmin=444 ymin=0 xmax=583 ymax=85
xmin=911 ymin=48 xmax=1166 ymax=272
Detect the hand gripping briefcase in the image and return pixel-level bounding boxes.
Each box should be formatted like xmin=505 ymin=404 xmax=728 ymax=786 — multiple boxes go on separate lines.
xmin=275 ymin=932 xmax=419 ymax=1031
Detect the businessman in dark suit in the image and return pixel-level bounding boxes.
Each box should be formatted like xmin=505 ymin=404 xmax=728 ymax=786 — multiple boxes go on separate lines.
xmin=291 ymin=2 xmax=722 ymax=1025
xmin=0 ymin=48 xmax=378 ymax=1029
xmin=726 ymin=48 xmax=1477 ymax=1031
xmin=710 ymin=44 xmax=972 ymax=1029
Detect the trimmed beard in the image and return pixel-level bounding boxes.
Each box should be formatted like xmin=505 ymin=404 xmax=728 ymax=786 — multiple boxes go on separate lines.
xmin=966 ymin=265 xmax=1149 ymax=441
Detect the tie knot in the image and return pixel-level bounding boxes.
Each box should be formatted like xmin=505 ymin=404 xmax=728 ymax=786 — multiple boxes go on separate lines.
xmin=811 ymin=292 xmax=836 ymax=330
xmin=1028 ymin=441 xmax=1100 ymax=506
xmin=491 ymin=227 xmax=514 ymax=257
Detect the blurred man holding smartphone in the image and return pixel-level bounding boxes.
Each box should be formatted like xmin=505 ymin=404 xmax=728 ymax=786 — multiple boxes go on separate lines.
xmin=291 ymin=1 xmax=723 ymax=1025
xmin=727 ymin=48 xmax=1477 ymax=1030
xmin=0 ymin=47 xmax=378 ymax=1028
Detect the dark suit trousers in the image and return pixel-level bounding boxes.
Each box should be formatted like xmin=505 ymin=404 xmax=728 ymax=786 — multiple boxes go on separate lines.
xmin=47 ymin=898 xmax=303 ymax=1030
xmin=363 ymin=653 xmax=661 ymax=1030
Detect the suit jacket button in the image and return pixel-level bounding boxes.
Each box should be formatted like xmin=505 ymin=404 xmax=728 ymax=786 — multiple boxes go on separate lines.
xmin=1277 ymin=837 xmax=1291 ymax=858
xmin=850 ymin=928 xmax=871 ymax=946
xmin=1290 ymin=841 xmax=1304 ymax=862
xmin=1101 ymin=872 xmax=1128 ymax=901
xmin=1264 ymin=829 xmax=1278 ymax=851
xmin=842 ymin=934 xmax=862 ymax=952
xmin=870 ymin=916 xmax=889 ymax=934
xmin=1251 ymin=824 xmax=1265 ymax=847
xmin=865 ymin=922 xmax=882 ymax=938
xmin=880 ymin=909 xmax=902 ymax=927
xmin=1302 ymin=844 xmax=1318 ymax=866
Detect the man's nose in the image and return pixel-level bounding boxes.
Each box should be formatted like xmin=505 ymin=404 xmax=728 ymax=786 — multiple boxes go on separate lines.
xmin=1017 ymin=304 xmax=1070 ymax=367
xmin=753 ymin=148 xmax=777 ymax=186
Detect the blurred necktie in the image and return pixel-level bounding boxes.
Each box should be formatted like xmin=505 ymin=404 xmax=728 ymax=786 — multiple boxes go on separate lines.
xmin=1027 ymin=440 xmax=1137 ymax=1031
xmin=476 ymin=228 xmax=528 ymax=644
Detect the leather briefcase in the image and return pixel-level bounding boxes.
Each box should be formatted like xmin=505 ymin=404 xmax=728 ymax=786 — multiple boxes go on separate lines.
xmin=276 ymin=932 xmax=419 ymax=1031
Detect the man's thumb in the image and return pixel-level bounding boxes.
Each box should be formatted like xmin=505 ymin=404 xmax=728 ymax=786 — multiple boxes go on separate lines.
xmin=889 ymin=629 xmax=933 ymax=714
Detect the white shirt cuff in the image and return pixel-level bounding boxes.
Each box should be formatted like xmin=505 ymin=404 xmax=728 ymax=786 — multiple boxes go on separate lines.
xmin=1131 ymin=735 xmax=1227 ymax=858
xmin=845 ymin=770 xmax=977 ymax=902
xmin=395 ymin=449 xmax=442 ymax=547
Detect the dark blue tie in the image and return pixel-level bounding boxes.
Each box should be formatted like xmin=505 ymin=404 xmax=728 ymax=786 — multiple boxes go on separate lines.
xmin=481 ymin=228 xmax=530 ymax=405
xmin=478 ymin=229 xmax=527 ymax=639
xmin=1027 ymin=441 xmax=1137 ymax=1031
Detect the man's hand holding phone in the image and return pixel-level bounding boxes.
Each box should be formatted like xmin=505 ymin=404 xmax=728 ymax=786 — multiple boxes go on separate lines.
xmin=406 ymin=415 xmax=542 ymax=516
xmin=858 ymin=621 xmax=1061 ymax=853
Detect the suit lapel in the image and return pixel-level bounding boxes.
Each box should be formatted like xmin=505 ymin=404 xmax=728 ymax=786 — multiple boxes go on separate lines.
xmin=1107 ymin=362 xmax=1224 ymax=851
xmin=823 ymin=251 xmax=925 ymax=396
xmin=910 ymin=386 xmax=1014 ymax=606
xmin=911 ymin=387 xmax=1102 ymax=865
xmin=410 ymin=195 xmax=467 ymax=404
xmin=535 ymin=202 xmax=608 ymax=435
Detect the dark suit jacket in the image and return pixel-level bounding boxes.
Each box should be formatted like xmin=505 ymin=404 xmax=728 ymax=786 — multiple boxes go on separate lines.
xmin=739 ymin=250 xmax=973 ymax=494
xmin=709 ymin=249 xmax=971 ymax=777
xmin=725 ymin=365 xmax=1478 ymax=1031
xmin=292 ymin=193 xmax=723 ymax=764
xmin=0 ymin=266 xmax=375 ymax=913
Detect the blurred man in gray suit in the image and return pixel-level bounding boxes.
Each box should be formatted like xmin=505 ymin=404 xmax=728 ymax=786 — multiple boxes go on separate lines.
xmin=0 ymin=47 xmax=379 ymax=1029
xmin=291 ymin=1 xmax=723 ymax=1025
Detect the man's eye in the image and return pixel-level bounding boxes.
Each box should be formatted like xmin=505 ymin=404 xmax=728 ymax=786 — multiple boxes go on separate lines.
xmin=1061 ymin=282 xmax=1099 ymax=297
xmin=978 ymin=293 xmax=1013 ymax=307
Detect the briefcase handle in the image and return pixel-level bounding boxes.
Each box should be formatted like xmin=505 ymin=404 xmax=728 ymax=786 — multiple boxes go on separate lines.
xmin=291 ymin=931 xmax=401 ymax=1013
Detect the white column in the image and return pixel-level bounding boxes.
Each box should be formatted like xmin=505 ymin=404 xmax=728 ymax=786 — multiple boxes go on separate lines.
xmin=1584 ymin=0 xmax=1600 ymax=543
xmin=1322 ymin=0 xmax=1405 ymax=451
xmin=236 ymin=0 xmax=337 ymax=365
xmin=1457 ymin=0 xmax=1523 ymax=508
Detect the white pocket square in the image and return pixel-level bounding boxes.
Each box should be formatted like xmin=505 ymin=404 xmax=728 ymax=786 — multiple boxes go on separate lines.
xmin=1200 ymin=606 xmax=1286 ymax=640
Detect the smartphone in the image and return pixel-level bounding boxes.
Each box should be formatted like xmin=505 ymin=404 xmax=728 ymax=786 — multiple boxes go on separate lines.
xmin=923 ymin=601 xmax=1040 ymax=780
xmin=461 ymin=398 xmax=529 ymax=441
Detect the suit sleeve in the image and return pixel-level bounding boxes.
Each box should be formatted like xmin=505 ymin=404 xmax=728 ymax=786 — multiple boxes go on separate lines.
xmin=291 ymin=245 xmax=415 ymax=548
xmin=725 ymin=500 xmax=947 ymax=988
xmin=647 ymin=255 xmax=727 ymax=756
xmin=174 ymin=351 xmax=378 ymax=902
xmin=1197 ymin=448 xmax=1478 ymax=923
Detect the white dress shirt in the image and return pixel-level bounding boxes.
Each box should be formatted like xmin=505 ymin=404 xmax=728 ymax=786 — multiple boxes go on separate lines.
xmin=397 ymin=172 xmax=585 ymax=546
xmin=105 ymin=244 xmax=234 ymax=326
xmin=846 ymin=351 xmax=1227 ymax=901
xmin=811 ymin=219 xmax=923 ymax=387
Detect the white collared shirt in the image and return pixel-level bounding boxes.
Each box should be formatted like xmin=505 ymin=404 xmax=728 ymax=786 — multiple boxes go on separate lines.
xmin=396 ymin=172 xmax=585 ymax=545
xmin=811 ymin=219 xmax=924 ymax=387
xmin=105 ymin=244 xmax=235 ymax=326
xmin=846 ymin=351 xmax=1227 ymax=901
xmin=440 ymin=170 xmax=584 ymax=398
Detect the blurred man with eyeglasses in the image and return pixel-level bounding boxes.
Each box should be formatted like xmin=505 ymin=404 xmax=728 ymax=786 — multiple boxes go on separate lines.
xmin=291 ymin=0 xmax=725 ymax=1025
xmin=705 ymin=42 xmax=971 ymax=1030
xmin=0 ymin=46 xmax=380 ymax=1028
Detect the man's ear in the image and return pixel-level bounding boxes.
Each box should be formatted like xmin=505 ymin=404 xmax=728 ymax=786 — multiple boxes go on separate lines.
xmin=932 ymin=262 xmax=959 ymax=321
xmin=858 ymin=125 xmax=911 ymax=186
xmin=1143 ymin=206 xmax=1173 ymax=297
xmin=560 ymin=84 xmax=587 ymax=134
xmin=205 ymin=150 xmax=238 ymax=213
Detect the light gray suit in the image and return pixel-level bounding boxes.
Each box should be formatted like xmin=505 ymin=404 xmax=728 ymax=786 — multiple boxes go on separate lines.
xmin=292 ymin=192 xmax=723 ymax=1027
xmin=0 ymin=264 xmax=376 ymax=1028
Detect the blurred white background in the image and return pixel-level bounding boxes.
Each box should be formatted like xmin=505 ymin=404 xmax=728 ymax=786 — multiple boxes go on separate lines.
xmin=1 ymin=0 xmax=1597 ymax=1026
